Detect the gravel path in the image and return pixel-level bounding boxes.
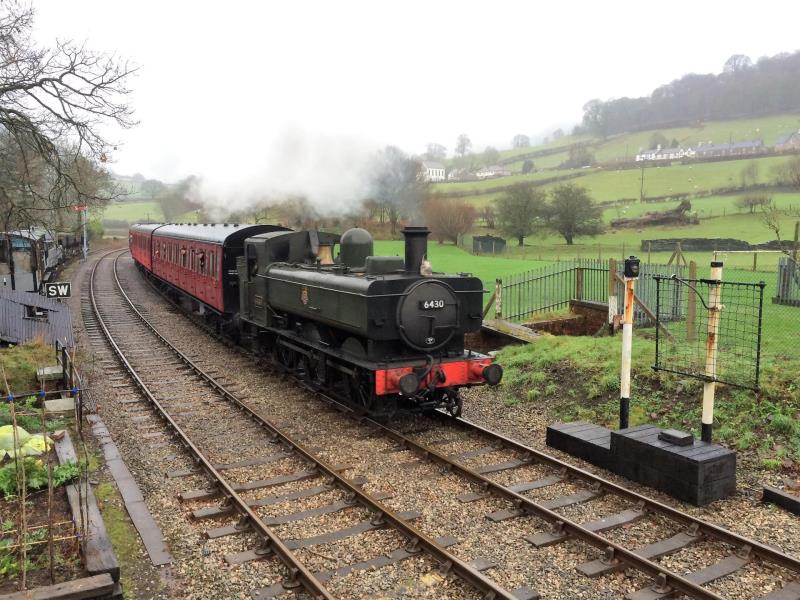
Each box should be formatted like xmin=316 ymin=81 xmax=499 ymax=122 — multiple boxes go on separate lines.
xmin=73 ymin=251 xmax=800 ymax=599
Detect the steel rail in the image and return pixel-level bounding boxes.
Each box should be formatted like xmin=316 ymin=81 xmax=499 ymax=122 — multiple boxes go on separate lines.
xmin=110 ymin=251 xmax=519 ymax=600
xmin=299 ymin=402 xmax=724 ymax=600
xmin=89 ymin=250 xmax=335 ymax=600
xmin=122 ymin=249 xmax=799 ymax=597
xmin=439 ymin=412 xmax=800 ymax=575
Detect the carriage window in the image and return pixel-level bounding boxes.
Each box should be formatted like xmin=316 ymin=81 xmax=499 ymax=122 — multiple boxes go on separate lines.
xmin=181 ymin=247 xmax=187 ymax=268
xmin=198 ymin=251 xmax=205 ymax=275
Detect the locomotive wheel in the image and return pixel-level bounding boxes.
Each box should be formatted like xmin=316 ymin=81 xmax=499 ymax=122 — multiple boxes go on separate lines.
xmin=301 ymin=352 xmax=326 ymax=387
xmin=440 ymin=389 xmax=463 ymax=417
xmin=274 ymin=342 xmax=297 ymax=372
xmin=347 ymin=369 xmax=376 ymax=413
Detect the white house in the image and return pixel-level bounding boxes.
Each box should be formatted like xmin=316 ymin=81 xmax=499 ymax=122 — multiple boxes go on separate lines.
xmin=635 ymin=145 xmax=695 ymax=162
xmin=422 ymin=161 xmax=446 ymax=182
xmin=475 ymin=165 xmax=511 ymax=179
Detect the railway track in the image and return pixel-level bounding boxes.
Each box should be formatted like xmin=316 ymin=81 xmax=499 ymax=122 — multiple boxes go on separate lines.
xmin=95 ymin=249 xmax=800 ymax=599
xmin=88 ymin=249 xmax=527 ymax=598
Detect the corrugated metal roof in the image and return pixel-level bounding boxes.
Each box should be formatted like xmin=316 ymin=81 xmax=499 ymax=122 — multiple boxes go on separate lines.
xmin=0 ymin=287 xmax=74 ymax=347
xmin=146 ymin=223 xmax=289 ymax=244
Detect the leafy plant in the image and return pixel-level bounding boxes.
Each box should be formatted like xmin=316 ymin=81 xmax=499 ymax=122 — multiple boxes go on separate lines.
xmin=0 ymin=459 xmax=81 ymax=499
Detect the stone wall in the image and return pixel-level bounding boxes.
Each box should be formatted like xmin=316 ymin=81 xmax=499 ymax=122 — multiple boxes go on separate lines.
xmin=641 ymin=238 xmax=792 ymax=252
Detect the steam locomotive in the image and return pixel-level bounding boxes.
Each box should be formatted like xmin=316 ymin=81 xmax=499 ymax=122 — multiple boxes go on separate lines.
xmin=129 ymin=222 xmax=502 ymax=416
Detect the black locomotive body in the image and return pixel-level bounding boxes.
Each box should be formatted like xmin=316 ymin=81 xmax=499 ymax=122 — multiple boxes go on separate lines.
xmin=131 ymin=222 xmax=502 ymax=416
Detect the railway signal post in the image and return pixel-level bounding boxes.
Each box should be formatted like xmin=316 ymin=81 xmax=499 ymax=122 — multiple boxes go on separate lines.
xmin=619 ymin=255 xmax=640 ymax=430
xmin=701 ymin=261 xmax=723 ymax=443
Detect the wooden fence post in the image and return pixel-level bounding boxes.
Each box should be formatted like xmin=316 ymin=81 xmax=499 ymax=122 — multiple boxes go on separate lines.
xmin=575 ymin=267 xmax=584 ymax=301
xmin=753 ymin=252 xmax=758 ymax=272
xmin=687 ymin=260 xmax=697 ymax=342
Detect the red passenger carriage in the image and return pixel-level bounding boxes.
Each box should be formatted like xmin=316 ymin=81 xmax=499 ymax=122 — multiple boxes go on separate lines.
xmin=129 ymin=223 xmax=288 ymax=314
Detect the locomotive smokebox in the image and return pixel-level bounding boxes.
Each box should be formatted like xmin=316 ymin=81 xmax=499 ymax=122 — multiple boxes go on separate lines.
xmin=402 ymin=225 xmax=430 ymax=275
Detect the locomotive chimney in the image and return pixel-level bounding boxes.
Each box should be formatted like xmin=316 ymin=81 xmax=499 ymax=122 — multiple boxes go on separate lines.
xmin=402 ymin=225 xmax=430 ymax=275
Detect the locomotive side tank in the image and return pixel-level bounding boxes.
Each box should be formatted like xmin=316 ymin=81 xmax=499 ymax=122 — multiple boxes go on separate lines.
xmin=237 ymin=225 xmax=501 ymax=414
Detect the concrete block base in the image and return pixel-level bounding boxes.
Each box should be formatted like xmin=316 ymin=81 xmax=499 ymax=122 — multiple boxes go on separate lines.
xmin=546 ymin=422 xmax=736 ymax=506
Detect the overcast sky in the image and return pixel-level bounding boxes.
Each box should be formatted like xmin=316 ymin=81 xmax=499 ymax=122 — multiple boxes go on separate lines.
xmin=31 ymin=0 xmax=800 ymax=207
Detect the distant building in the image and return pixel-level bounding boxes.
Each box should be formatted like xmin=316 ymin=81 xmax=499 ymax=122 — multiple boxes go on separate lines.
xmin=775 ymin=130 xmax=800 ymax=152
xmin=694 ymin=139 xmax=764 ymax=159
xmin=446 ymin=168 xmax=477 ymax=182
xmin=472 ymin=235 xmax=506 ymax=254
xmin=475 ymin=165 xmax=511 ymax=179
xmin=421 ymin=161 xmax=446 ymax=182
xmin=635 ymin=145 xmax=695 ymax=162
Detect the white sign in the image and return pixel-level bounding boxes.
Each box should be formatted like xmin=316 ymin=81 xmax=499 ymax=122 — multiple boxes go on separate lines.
xmin=44 ymin=282 xmax=71 ymax=299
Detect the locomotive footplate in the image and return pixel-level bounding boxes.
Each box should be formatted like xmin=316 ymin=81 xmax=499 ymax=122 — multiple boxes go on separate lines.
xmin=267 ymin=327 xmax=502 ymax=415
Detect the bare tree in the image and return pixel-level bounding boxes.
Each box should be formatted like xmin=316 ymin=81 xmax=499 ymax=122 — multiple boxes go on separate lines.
xmin=455 ymin=134 xmax=472 ymax=157
xmin=512 ymin=134 xmax=529 ymax=148
xmin=480 ymin=205 xmax=495 ymax=229
xmin=0 ymin=4 xmax=135 ymax=286
xmin=0 ymin=3 xmax=135 ymax=216
xmin=425 ymin=143 xmax=446 ymax=161
xmin=423 ymin=197 xmax=475 ymax=244
xmin=739 ymin=160 xmax=759 ymax=188
xmin=141 ymin=179 xmax=165 ymax=199
xmin=372 ymin=146 xmax=427 ymax=236
xmin=761 ymin=200 xmax=800 ymax=255
xmin=772 ymin=157 xmax=800 ymax=190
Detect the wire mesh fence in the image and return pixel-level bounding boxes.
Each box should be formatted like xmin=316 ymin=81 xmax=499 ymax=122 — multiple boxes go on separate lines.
xmin=653 ymin=275 xmax=765 ymax=390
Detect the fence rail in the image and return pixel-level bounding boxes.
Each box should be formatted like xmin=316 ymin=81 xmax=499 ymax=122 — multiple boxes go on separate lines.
xmin=498 ymin=258 xmax=688 ymax=326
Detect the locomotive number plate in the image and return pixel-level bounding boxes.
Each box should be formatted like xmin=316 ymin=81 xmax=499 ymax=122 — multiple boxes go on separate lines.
xmin=419 ymin=299 xmax=445 ymax=310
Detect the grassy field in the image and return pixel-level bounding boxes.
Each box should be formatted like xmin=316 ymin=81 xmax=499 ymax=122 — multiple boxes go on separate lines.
xmin=431 ymin=169 xmax=574 ymax=195
xmin=591 ymin=114 xmax=800 ymax=163
xmin=372 ymin=240 xmax=551 ymax=295
xmin=539 ymin=156 xmax=790 ymax=203
xmin=504 ymin=150 xmax=570 ymax=172
xmin=444 ymin=154 xmax=795 ymax=205
xmin=103 ymin=200 xmax=164 ymax=222
xmin=490 ymin=113 xmax=800 ymax=166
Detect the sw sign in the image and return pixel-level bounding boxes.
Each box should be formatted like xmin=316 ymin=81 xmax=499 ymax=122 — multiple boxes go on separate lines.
xmin=44 ymin=282 xmax=71 ymax=299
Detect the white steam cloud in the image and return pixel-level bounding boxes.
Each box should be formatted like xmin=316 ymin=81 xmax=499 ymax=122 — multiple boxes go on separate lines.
xmin=193 ymin=127 xmax=381 ymax=219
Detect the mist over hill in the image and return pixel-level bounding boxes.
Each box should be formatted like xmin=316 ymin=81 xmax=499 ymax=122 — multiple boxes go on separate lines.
xmin=579 ymin=52 xmax=800 ymax=138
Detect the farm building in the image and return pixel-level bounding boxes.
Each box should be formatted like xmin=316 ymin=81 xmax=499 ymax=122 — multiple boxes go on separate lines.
xmin=447 ymin=168 xmax=477 ymax=182
xmin=472 ymin=235 xmax=506 ymax=254
xmin=694 ymin=139 xmax=764 ymax=158
xmin=0 ymin=287 xmax=74 ymax=347
xmin=475 ymin=165 xmax=511 ymax=179
xmin=775 ymin=130 xmax=800 ymax=152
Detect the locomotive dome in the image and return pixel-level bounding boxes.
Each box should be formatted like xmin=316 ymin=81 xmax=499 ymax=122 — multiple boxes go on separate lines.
xmin=340 ymin=228 xmax=373 ymax=268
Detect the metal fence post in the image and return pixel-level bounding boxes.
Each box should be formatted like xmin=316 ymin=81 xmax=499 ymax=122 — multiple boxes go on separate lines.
xmin=494 ymin=279 xmax=502 ymax=319
xmin=687 ymin=261 xmax=697 ymax=342
xmin=61 ymin=345 xmax=67 ymax=387
xmin=702 ymin=261 xmax=723 ymax=443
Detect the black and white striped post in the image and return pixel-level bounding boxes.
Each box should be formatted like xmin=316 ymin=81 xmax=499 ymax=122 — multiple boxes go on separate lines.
xmin=701 ymin=261 xmax=723 ymax=443
xmin=619 ymin=256 xmax=640 ymax=430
